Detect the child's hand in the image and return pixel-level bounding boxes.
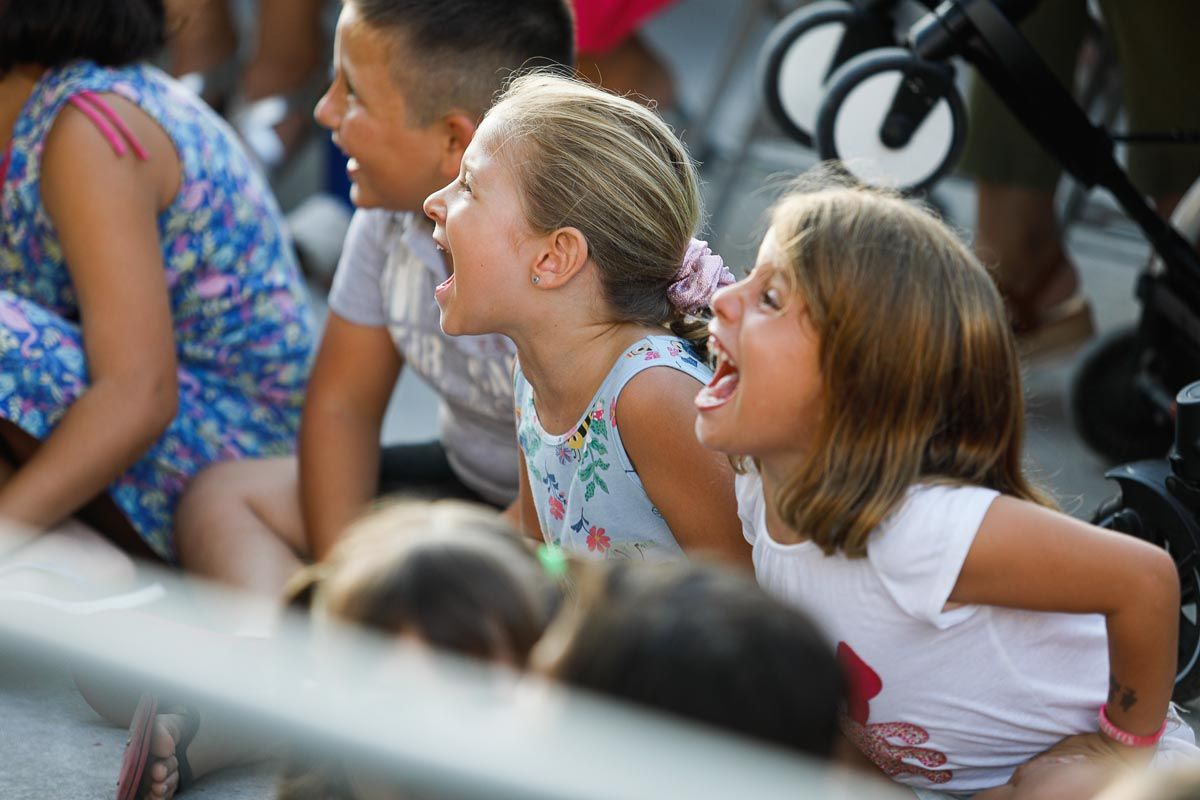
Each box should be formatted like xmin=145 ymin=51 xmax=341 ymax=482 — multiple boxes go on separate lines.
xmin=982 ymin=734 xmax=1135 ymax=800
xmin=1040 ymin=731 xmax=1154 ymax=767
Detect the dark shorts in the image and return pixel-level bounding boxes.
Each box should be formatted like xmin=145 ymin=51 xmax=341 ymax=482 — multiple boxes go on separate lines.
xmin=377 ymin=441 xmax=500 ymax=509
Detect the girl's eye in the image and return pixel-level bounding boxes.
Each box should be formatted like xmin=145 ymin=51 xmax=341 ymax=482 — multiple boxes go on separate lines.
xmin=458 ymin=177 xmax=472 ymax=194
xmin=760 ymin=288 xmax=782 ymax=310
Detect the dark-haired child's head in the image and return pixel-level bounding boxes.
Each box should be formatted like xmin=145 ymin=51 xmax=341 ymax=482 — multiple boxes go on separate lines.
xmin=292 ymin=499 xmax=560 ymax=667
xmin=314 ymin=0 xmax=574 ymax=211
xmin=281 ymin=499 xmax=563 ymax=800
xmin=537 ymin=562 xmax=844 ymax=759
xmin=0 ymin=0 xmax=166 ymax=77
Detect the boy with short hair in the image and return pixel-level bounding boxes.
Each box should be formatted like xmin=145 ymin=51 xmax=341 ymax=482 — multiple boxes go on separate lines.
xmin=174 ymin=0 xmax=576 ymax=597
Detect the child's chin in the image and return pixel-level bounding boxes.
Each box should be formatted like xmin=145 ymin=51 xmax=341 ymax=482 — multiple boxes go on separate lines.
xmin=694 ymin=414 xmax=732 ymax=453
xmin=437 ymin=311 xmax=474 ymax=338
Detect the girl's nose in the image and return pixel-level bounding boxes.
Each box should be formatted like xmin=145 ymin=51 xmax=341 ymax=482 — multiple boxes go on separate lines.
xmin=423 ymin=183 xmax=448 ymax=224
xmin=709 ymin=282 xmax=738 ymax=321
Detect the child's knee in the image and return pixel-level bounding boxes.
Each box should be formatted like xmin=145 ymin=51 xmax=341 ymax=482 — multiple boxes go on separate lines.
xmin=175 ymin=461 xmax=253 ymax=549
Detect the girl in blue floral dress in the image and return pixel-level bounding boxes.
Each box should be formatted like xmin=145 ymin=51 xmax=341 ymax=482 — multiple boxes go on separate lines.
xmin=424 ymin=73 xmax=748 ymax=564
xmin=0 ymin=0 xmax=313 ymax=562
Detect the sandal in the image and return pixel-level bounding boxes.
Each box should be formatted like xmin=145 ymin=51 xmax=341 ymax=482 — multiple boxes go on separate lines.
xmin=997 ymin=258 xmax=1096 ymax=361
xmin=1014 ymin=292 xmax=1096 ymax=361
xmin=115 ymin=694 xmax=200 ymax=800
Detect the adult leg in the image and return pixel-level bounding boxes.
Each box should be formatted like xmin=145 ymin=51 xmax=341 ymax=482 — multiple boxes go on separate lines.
xmin=1102 ymin=0 xmax=1200 ymax=204
xmin=959 ymin=0 xmax=1089 ymax=339
xmin=174 ymin=456 xmax=307 ymax=601
xmin=168 ymin=0 xmax=240 ymax=108
xmin=235 ymin=0 xmax=327 ymax=167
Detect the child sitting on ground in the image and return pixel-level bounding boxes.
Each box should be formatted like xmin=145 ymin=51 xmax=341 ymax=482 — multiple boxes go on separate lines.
xmin=423 ymin=73 xmax=748 ymax=563
xmin=537 ymin=561 xmax=845 ymax=760
xmin=0 ymin=0 xmax=313 ymax=568
xmin=172 ymin=0 xmax=576 ymax=598
xmin=695 ymin=172 xmax=1197 ymax=798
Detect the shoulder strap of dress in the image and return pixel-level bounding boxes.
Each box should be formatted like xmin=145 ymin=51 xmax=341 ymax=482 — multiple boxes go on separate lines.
xmin=66 ymin=91 xmax=149 ymax=161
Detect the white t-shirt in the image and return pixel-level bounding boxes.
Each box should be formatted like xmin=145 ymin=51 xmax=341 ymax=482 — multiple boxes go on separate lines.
xmin=736 ymin=471 xmax=1116 ymax=792
xmin=328 ymin=209 xmax=518 ymax=505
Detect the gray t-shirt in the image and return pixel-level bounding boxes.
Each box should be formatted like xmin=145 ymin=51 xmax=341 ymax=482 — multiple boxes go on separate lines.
xmin=328 ymin=209 xmax=518 ymax=505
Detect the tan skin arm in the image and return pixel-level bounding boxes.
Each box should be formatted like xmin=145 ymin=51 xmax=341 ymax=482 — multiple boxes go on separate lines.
xmin=299 ymin=313 xmax=402 ymax=561
xmin=617 ymin=366 xmax=751 ymax=566
xmin=0 ymin=97 xmax=178 ymax=530
xmin=951 ymin=496 xmax=1179 ymax=756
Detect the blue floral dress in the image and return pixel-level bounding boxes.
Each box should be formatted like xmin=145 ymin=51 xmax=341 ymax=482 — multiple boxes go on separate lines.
xmin=0 ymin=61 xmax=314 ymax=561
xmin=514 ymin=335 xmax=711 ymax=560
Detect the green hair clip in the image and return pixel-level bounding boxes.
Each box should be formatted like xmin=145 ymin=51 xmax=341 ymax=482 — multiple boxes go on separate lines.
xmin=536 ymin=543 xmax=569 ymax=580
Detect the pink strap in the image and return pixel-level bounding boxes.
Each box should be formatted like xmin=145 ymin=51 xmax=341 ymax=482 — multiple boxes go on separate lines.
xmin=1097 ymin=704 xmax=1168 ymax=747
xmin=67 ymin=91 xmax=149 ymax=161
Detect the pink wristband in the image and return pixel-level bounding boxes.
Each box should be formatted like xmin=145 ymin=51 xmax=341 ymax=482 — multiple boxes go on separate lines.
xmin=1097 ymin=704 xmax=1168 ymax=747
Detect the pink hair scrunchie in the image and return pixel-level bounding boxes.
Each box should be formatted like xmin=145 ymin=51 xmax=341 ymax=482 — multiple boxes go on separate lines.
xmin=667 ymin=238 xmax=735 ymax=316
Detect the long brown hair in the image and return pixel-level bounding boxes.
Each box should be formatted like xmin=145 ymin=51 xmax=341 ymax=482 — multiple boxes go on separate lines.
xmin=769 ymin=172 xmax=1053 ymax=557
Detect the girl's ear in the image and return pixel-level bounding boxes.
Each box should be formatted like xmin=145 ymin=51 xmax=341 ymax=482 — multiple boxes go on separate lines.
xmin=532 ymin=227 xmax=590 ymax=288
xmin=438 ymin=111 xmax=478 ymax=179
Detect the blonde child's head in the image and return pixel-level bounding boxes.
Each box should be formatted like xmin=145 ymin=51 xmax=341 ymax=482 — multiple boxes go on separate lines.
xmin=707 ymin=171 xmax=1051 ymax=556
xmin=474 ymin=72 xmax=715 ymax=353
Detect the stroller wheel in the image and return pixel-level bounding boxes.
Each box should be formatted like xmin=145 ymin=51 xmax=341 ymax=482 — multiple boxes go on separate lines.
xmin=815 ymin=48 xmax=965 ymax=194
xmin=760 ymin=1 xmax=895 ymax=149
xmin=1070 ymin=325 xmax=1173 ymax=463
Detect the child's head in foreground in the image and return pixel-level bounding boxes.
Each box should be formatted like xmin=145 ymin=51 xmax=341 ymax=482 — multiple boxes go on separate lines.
xmin=696 ymin=170 xmax=1051 ymax=556
xmin=314 ymin=0 xmax=575 ymax=211
xmin=535 ymin=561 xmax=844 ymax=759
xmin=280 ymin=500 xmax=563 ymax=800
xmin=293 ymin=499 xmax=561 ymax=666
xmin=424 ymin=72 xmax=719 ymax=356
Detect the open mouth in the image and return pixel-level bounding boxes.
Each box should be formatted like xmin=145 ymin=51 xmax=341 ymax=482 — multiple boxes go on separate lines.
xmin=345 ymin=157 xmax=360 ymax=180
xmin=433 ymin=273 xmax=455 ymax=305
xmin=695 ymin=334 xmax=739 ymax=410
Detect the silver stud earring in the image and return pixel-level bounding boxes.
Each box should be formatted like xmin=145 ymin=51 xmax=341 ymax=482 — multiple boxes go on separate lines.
xmin=531 ymin=275 xmax=540 ymax=285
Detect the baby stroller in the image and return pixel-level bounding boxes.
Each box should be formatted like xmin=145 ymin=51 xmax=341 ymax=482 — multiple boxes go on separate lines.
xmin=759 ymin=0 xmax=1200 ymax=700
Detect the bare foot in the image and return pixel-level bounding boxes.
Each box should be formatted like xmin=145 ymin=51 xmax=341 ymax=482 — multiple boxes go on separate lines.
xmin=142 ymin=710 xmax=194 ymax=799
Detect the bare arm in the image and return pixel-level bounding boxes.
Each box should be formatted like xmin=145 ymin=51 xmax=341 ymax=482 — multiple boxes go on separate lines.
xmin=299 ymin=313 xmax=402 ymax=560
xmin=618 ymin=368 xmax=751 ymax=566
xmin=951 ymin=496 xmax=1179 ymax=748
xmin=0 ymin=99 xmax=178 ymax=529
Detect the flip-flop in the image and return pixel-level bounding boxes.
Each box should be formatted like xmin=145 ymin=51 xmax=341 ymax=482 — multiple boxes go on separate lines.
xmin=115 ymin=695 xmax=201 ymax=800
xmin=115 ymin=693 xmax=158 ymax=800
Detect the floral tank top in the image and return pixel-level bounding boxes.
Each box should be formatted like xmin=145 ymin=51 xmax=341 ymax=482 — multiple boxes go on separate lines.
xmin=514 ymin=335 xmax=711 ymax=560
